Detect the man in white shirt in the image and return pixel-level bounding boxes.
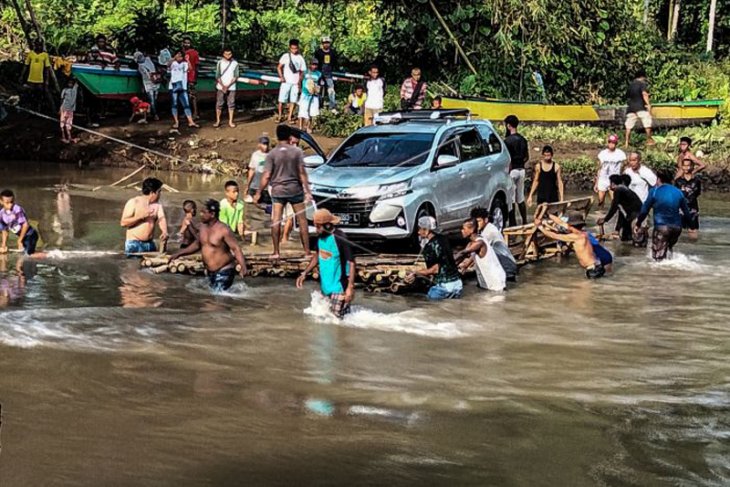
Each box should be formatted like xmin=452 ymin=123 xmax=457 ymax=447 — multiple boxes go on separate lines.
xmin=595 ymin=134 xmax=627 ymax=207
xmin=214 ymin=47 xmax=240 ymax=128
xmin=623 ymin=151 xmax=657 ymax=203
xmin=277 ymin=39 xmax=306 ymax=123
xmin=363 ymin=65 xmax=385 ymax=126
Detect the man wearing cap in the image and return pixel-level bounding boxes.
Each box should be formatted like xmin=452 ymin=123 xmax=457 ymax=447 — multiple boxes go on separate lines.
xmin=170 ymin=199 xmax=247 ymax=291
xmin=297 ymin=209 xmax=356 ymax=318
xmin=405 ymin=217 xmax=463 ymax=300
xmin=595 ymin=134 xmax=627 ymax=207
xmin=254 ymin=124 xmax=312 ymax=259
xmin=298 ymin=58 xmax=322 ymax=132
xmin=314 ymin=36 xmax=338 ymax=111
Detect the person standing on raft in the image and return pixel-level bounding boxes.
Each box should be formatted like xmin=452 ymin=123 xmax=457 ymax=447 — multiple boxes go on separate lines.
xmin=171 ymin=200 xmax=247 ymax=292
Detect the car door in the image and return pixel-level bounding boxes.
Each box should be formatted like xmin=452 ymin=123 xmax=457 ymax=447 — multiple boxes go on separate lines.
xmin=477 ymin=123 xmax=510 ymax=209
xmin=431 ymin=128 xmax=464 ymax=230
xmin=455 ymin=126 xmax=490 ymax=216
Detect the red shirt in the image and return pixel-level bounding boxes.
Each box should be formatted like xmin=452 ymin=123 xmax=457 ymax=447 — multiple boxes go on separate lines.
xmin=184 ymin=48 xmax=200 ymax=83
xmin=132 ymin=99 xmax=150 ymax=112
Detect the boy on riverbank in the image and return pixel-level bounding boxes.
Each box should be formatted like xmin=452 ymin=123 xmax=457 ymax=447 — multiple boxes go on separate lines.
xmin=59 ymin=78 xmax=79 ymax=143
xmin=219 ymin=180 xmax=245 ymax=239
xmin=0 ymin=190 xmax=39 ymax=256
xmin=298 ymin=58 xmax=322 ymax=133
xmin=244 ymin=135 xmax=270 ymax=202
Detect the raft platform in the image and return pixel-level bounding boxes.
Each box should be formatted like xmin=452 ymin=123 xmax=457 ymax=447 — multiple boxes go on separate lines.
xmin=141 ymin=197 xmax=593 ymax=294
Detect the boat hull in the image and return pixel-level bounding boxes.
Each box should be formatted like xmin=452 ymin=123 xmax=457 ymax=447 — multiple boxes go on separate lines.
xmin=71 ymin=64 xmax=280 ymax=101
xmin=441 ymin=96 xmax=722 ymax=127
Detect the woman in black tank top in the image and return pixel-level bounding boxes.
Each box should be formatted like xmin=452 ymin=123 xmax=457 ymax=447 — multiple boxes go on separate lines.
xmin=527 ymin=145 xmax=564 ymax=206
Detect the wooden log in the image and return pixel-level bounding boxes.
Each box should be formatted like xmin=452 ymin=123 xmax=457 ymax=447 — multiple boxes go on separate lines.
xmin=152 ymin=264 xmax=169 ymax=274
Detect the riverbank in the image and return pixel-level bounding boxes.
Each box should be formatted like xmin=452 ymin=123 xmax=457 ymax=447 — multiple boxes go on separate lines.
xmin=2 ymin=108 xmax=729 ymax=190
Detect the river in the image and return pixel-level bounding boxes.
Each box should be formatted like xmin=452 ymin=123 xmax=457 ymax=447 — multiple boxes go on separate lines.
xmin=0 ymin=163 xmax=728 ymax=486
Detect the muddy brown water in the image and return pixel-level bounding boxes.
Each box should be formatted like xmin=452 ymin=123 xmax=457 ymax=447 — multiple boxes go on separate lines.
xmin=0 ymin=162 xmax=729 ymax=486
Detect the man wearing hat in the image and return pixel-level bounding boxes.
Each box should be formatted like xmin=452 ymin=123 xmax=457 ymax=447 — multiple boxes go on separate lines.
xmin=170 ymin=199 xmax=247 ymax=292
xmin=314 ymin=36 xmax=338 ymax=111
xmin=297 ymin=209 xmax=356 ymax=319
xmin=405 ymin=217 xmax=463 ymax=300
xmin=298 ymin=58 xmax=323 ymax=132
xmin=595 ymin=134 xmax=627 ymax=207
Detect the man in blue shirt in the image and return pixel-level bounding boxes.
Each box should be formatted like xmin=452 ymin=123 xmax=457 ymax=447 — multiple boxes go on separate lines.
xmin=635 ymin=169 xmax=691 ymax=261
xmin=297 ymin=209 xmax=356 ymax=318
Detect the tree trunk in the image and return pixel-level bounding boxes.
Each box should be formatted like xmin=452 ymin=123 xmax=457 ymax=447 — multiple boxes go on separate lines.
xmin=8 ymin=0 xmax=33 ymax=46
xmin=706 ymin=0 xmax=717 ymax=52
xmin=670 ymin=0 xmax=681 ymax=40
xmin=643 ymin=0 xmax=650 ymax=24
xmin=667 ymin=0 xmax=674 ymax=40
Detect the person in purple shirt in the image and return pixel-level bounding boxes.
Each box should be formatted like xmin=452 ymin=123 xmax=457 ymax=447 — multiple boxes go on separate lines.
xmin=0 ymin=189 xmax=39 ymax=255
xmin=635 ymin=170 xmax=691 ymax=261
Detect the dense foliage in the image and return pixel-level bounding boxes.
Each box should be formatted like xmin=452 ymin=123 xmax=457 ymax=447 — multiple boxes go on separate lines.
xmin=0 ymin=0 xmax=728 ymax=110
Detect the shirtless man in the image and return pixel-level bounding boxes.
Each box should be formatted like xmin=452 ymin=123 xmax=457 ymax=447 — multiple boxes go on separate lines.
xmin=120 ymin=178 xmax=168 ymax=256
xmin=538 ymin=214 xmax=612 ymax=279
xmin=676 ymin=136 xmax=706 ymax=178
xmin=170 ymin=199 xmax=247 ymax=291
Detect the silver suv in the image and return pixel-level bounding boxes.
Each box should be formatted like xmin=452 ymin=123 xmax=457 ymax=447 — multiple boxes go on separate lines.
xmin=293 ymin=110 xmax=513 ymax=241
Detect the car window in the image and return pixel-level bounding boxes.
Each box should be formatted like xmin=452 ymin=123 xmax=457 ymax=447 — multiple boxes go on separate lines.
xmin=327 ymin=132 xmax=434 ymax=168
xmin=459 ymin=128 xmax=486 ymax=161
xmin=477 ymin=125 xmax=503 ymax=155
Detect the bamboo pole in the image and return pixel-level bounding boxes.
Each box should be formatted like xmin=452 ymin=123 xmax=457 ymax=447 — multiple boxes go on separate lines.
xmin=670 ymin=0 xmax=681 ymax=40
xmin=707 ymin=0 xmax=717 ymax=53
xmin=428 ymin=0 xmax=478 ymax=76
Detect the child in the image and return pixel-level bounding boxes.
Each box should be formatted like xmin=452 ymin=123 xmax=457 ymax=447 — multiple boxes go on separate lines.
xmin=0 ymin=190 xmax=39 ymax=256
xmin=59 ymin=78 xmax=79 ymax=143
xmin=298 ymin=58 xmax=322 ymax=133
xmin=178 ymin=200 xmax=199 ymax=248
xmin=244 ymin=135 xmax=270 ymax=203
xmin=219 ymin=180 xmax=245 ymax=238
xmin=346 ymin=85 xmax=367 ymax=115
xmin=431 ymin=95 xmax=442 ymax=109
xmin=129 ymin=96 xmax=150 ymax=124
xmin=527 ymin=145 xmax=564 ymax=206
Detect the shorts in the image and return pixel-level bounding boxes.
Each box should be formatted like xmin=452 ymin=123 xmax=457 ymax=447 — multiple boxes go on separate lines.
xmin=298 ymin=96 xmax=320 ymax=119
xmin=216 ymin=89 xmax=236 ymax=110
xmin=272 ymin=193 xmax=305 ymax=206
xmin=327 ymin=292 xmax=351 ymax=319
xmin=596 ymin=175 xmax=611 ymax=192
xmin=364 ymin=107 xmax=381 ymax=123
xmin=60 ymin=110 xmax=74 ymax=130
xmin=21 ymin=227 xmax=39 ymax=255
xmin=278 ymin=82 xmax=299 ymax=104
xmin=652 ymin=225 xmax=682 ymax=261
xmin=427 ymin=279 xmax=463 ymax=300
xmin=592 ymin=244 xmax=613 ymax=267
xmin=625 ymin=110 xmax=653 ymax=130
xmin=125 ymin=239 xmax=157 ymax=257
xmin=208 ymin=267 xmax=236 ymax=292
xmin=585 ymin=263 xmax=606 ymax=279
xmin=686 ymin=209 xmax=700 ymax=231
xmin=509 ymin=168 xmax=526 ymax=204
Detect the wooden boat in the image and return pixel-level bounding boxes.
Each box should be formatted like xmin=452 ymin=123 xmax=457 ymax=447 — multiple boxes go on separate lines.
xmin=441 ymin=96 xmax=723 ymax=128
xmin=71 ymin=62 xmax=281 ymax=101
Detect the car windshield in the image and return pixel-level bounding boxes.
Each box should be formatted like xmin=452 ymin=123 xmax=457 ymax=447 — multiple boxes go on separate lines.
xmin=327 ymin=132 xmax=434 ymax=168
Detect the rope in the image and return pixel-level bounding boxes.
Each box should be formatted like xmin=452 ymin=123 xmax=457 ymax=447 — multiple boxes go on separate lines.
xmin=2 ymin=101 xmax=200 ymax=170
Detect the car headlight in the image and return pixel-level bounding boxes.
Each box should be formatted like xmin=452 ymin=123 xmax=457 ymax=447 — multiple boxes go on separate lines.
xmin=378 ymin=181 xmax=410 ymax=200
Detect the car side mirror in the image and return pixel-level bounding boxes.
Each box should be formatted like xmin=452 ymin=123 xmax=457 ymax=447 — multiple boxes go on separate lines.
xmin=436 ymin=154 xmax=459 ymax=167
xmin=304 ymin=154 xmax=325 ymax=168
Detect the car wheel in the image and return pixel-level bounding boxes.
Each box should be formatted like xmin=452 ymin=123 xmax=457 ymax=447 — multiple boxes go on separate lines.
xmin=490 ymin=196 xmax=508 ymax=231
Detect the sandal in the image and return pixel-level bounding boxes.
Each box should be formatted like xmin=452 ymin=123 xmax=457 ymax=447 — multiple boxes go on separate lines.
xmin=188 ymin=123 xmax=200 ymax=128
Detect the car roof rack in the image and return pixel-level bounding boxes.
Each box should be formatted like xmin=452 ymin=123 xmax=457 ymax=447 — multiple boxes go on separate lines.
xmin=374 ymin=109 xmax=472 ymax=125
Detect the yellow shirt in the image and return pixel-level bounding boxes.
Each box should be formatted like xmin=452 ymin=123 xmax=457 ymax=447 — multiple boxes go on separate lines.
xmin=25 ymin=51 xmax=50 ymax=84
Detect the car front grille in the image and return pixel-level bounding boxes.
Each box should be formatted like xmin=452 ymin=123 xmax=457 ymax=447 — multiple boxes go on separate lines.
xmin=313 ymin=195 xmax=379 ymax=227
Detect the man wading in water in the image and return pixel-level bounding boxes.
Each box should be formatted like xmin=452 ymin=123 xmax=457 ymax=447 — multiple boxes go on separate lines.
xmin=539 ymin=214 xmax=612 ymax=279
xmin=171 ymin=200 xmax=247 ymax=291
xmin=296 ymin=209 xmax=355 ymax=319
xmin=120 ymin=178 xmax=168 ymax=256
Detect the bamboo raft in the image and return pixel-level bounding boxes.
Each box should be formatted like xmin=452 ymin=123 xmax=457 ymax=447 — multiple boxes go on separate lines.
xmin=140 ymin=197 xmax=593 ymax=294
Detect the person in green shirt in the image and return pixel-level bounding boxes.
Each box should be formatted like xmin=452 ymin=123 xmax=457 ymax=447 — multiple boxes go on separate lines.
xmin=219 ymin=180 xmax=245 ymax=238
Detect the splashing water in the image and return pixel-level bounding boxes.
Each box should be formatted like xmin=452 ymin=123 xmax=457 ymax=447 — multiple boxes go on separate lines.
xmin=303 ymin=291 xmax=469 ymax=339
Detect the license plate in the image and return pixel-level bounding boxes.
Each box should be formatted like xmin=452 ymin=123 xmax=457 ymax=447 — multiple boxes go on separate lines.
xmin=335 ymin=213 xmax=360 ymax=226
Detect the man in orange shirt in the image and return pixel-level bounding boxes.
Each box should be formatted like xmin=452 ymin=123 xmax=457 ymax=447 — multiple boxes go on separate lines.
xmin=182 ymin=36 xmax=200 ymax=120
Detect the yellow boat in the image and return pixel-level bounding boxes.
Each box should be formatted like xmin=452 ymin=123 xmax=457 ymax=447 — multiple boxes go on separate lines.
xmin=441 ymin=96 xmax=723 ymax=127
